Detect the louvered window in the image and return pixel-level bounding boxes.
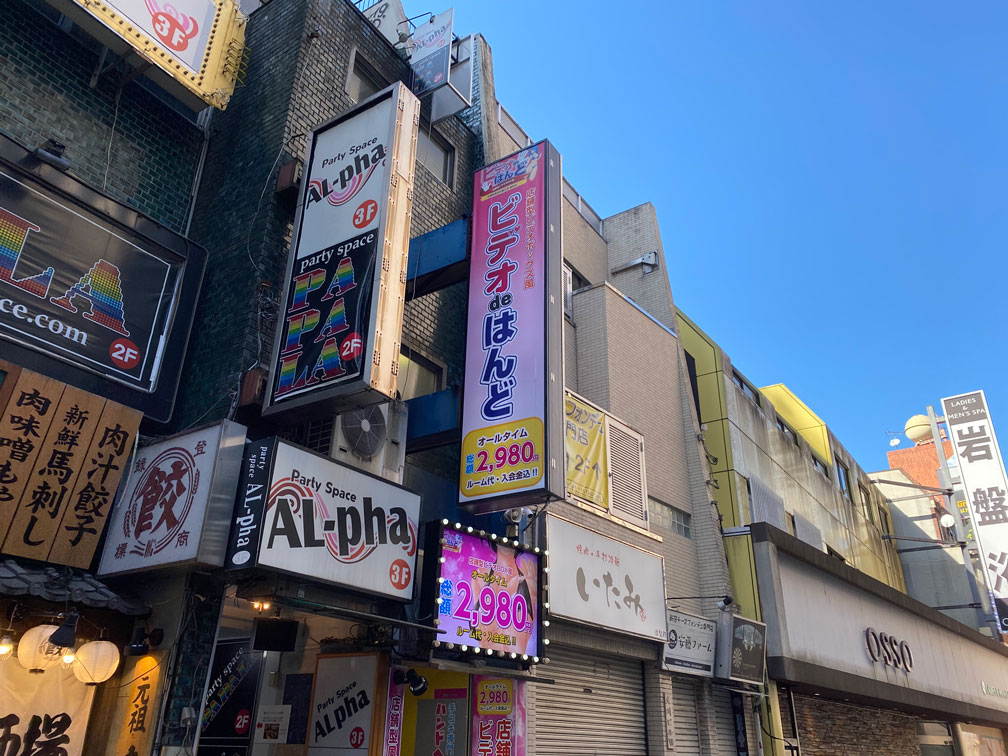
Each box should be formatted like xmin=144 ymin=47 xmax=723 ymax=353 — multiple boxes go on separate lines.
xmin=607 ymin=417 xmax=648 ymax=527
xmin=562 ymin=264 xmax=573 ymax=313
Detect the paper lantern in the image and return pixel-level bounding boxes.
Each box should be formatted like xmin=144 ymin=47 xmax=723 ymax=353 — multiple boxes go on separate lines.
xmin=73 ymin=640 xmax=121 ymax=685
xmin=17 ymin=625 xmax=61 ymax=673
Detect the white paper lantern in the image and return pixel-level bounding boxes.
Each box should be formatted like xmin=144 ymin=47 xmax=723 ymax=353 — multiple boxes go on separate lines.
xmin=73 ymin=640 xmax=121 ymax=685
xmin=17 ymin=625 xmax=61 ymax=673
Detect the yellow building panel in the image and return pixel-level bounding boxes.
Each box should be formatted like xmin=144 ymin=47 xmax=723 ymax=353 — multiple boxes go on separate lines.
xmin=760 ymin=383 xmax=832 ymax=463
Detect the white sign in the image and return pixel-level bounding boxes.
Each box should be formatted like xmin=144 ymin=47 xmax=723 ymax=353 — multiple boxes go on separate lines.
xmin=546 ymin=516 xmax=667 ymax=642
xmin=663 ymin=609 xmax=716 ymax=677
xmin=364 ymin=0 xmax=410 ymax=51
xmin=310 ymin=654 xmax=380 ymax=754
xmin=101 ymin=0 xmax=215 ymax=73
xmin=0 ymin=662 xmax=94 ymax=756
xmin=409 ymin=8 xmax=453 ymax=96
xmin=256 ymin=442 xmax=420 ymax=600
xmin=942 ymin=390 xmax=1008 ymax=630
xmin=255 ymin=704 xmax=291 ymax=743
xmin=99 ymin=422 xmax=245 ymax=575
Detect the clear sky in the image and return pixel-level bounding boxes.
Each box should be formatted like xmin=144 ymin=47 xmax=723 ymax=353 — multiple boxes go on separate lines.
xmin=438 ymin=1 xmax=1007 ymax=471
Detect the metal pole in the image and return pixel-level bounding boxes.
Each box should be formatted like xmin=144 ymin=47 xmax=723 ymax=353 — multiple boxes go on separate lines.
xmin=927 ymin=405 xmax=1000 ymax=637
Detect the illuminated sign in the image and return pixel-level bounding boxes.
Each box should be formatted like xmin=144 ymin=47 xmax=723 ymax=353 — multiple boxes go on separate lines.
xmin=459 ymin=141 xmax=565 ymax=512
xmin=224 ymin=439 xmax=420 ymax=600
xmin=0 ymin=134 xmax=206 ymax=421
xmin=264 ymin=83 xmax=419 ymax=418
xmin=429 ymin=524 xmax=541 ymax=658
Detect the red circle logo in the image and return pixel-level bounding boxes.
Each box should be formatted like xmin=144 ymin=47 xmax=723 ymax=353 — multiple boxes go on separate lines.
xmin=110 ymin=337 xmax=141 ymax=369
xmin=349 ymin=726 xmax=366 ymax=748
xmin=151 ymin=11 xmax=198 ymax=51
xmin=234 ymin=709 xmax=251 ymax=735
xmin=389 ymin=559 xmax=411 ymax=591
xmin=341 ymin=333 xmax=363 ymax=361
xmin=352 ymin=199 xmax=378 ymax=229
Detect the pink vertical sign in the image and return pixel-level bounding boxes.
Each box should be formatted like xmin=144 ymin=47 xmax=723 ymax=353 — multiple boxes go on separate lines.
xmin=460 ymin=143 xmax=548 ymax=505
xmin=383 ymin=669 xmax=405 ymax=756
xmin=471 ymin=677 xmax=526 ymax=756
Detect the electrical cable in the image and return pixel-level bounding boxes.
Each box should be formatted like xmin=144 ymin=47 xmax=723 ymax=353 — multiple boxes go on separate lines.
xmin=103 ymin=84 xmax=122 ymax=191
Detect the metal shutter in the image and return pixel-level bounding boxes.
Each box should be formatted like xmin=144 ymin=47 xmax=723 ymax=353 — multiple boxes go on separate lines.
xmin=534 ymin=646 xmax=647 ymax=756
xmin=671 ymin=677 xmax=701 ymax=756
xmin=712 ymin=685 xmax=737 ymax=754
xmin=607 ymin=417 xmax=648 ymax=528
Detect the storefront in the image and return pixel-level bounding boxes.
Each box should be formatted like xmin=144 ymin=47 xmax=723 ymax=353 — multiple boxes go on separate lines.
xmin=752 ymin=522 xmax=1008 ymax=756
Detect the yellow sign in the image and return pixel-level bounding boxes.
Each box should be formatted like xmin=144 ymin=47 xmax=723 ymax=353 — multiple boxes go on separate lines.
xmin=109 ymin=654 xmax=163 ymax=756
xmin=475 ymin=678 xmax=514 ymax=717
xmin=460 ymin=418 xmax=544 ymax=497
xmin=564 ymin=393 xmax=608 ymax=509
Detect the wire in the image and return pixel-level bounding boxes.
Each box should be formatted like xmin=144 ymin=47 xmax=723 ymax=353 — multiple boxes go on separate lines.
xmin=103 ymin=85 xmax=122 ymax=191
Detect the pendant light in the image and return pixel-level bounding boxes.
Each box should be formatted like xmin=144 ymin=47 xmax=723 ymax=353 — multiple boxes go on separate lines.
xmin=73 ymin=640 xmax=121 ymax=685
xmin=17 ymin=624 xmax=61 ymax=673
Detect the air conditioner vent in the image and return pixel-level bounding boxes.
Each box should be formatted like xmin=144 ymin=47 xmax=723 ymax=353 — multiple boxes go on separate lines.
xmin=607 ymin=417 xmax=647 ymax=528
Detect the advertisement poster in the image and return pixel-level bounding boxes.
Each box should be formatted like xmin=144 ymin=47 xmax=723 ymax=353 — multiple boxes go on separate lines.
xmin=0 ymin=170 xmax=182 ymax=396
xmin=436 ymin=528 xmax=540 ymax=655
xmin=663 ymin=609 xmax=716 ymax=677
xmin=199 ymin=639 xmax=262 ymax=748
xmin=0 ymin=660 xmax=95 ymax=756
xmin=0 ymin=365 xmax=141 ymax=568
xmin=409 ymin=9 xmax=453 ymax=96
xmin=265 ymin=84 xmax=418 ymax=415
xmin=941 ymin=391 xmax=1008 ymax=630
xmin=460 ymin=141 xmax=561 ymax=506
xmin=564 ymin=392 xmax=608 ymax=509
xmin=716 ymin=614 xmax=766 ymax=686
xmin=98 ymin=0 xmax=215 ymax=72
xmin=99 ymin=424 xmax=223 ymax=575
xmin=546 ymin=515 xmax=667 ymax=642
xmin=398 ymin=668 xmax=470 ymax=756
xmin=471 ymin=677 xmax=526 ymax=756
xmin=254 ymin=704 xmax=291 ymax=743
xmin=231 ymin=440 xmax=420 ymax=600
xmin=309 ymin=654 xmax=384 ymax=754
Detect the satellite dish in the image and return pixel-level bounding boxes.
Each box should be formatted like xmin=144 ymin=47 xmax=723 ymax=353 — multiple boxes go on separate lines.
xmin=939 ymin=513 xmax=956 ymax=529
xmin=889 ymin=438 xmax=901 ymax=447
xmin=341 ymin=404 xmax=387 ymax=459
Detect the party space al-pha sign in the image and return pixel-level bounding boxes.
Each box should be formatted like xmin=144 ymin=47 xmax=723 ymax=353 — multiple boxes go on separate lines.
xmin=458 ymin=142 xmax=565 ymax=512
xmin=263 ymin=83 xmax=419 ymax=418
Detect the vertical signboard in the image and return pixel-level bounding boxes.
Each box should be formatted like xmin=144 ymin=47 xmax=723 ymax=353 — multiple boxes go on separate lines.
xmin=471 ymin=677 xmax=526 ymax=756
xmin=714 ymin=614 xmax=766 ymax=686
xmin=942 ymin=390 xmax=1008 ymax=630
xmin=459 ymin=141 xmax=564 ymax=512
xmin=198 ymin=639 xmax=262 ymax=756
xmin=263 ymin=83 xmax=419 ymax=418
xmin=564 ymin=391 xmax=608 ymax=510
xmin=309 ymin=653 xmax=387 ymax=755
xmin=409 ymin=9 xmax=453 ymax=97
xmin=545 ymin=515 xmax=667 ymax=642
xmin=109 ymin=653 xmax=164 ymax=756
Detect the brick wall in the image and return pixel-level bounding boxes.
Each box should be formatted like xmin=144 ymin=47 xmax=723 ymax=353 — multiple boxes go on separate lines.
xmin=779 ymin=691 xmax=921 ymax=756
xmin=175 ymin=0 xmax=477 ymax=430
xmin=888 ymin=440 xmax=954 ymax=491
xmin=0 ymin=0 xmax=203 ymax=233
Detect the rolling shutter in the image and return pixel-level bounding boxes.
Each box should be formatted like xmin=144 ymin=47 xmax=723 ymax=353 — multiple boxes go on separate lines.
xmin=671 ymin=677 xmax=701 ymax=755
xmin=534 ymin=646 xmax=647 ymax=756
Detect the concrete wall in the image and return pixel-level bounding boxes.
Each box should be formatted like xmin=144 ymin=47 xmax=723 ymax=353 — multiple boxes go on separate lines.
xmin=604 ymin=202 xmax=677 ymax=330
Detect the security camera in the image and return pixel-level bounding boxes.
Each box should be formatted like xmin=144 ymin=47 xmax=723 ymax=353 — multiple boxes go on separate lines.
xmin=394 ymin=668 xmax=428 ymax=696
xmin=716 ymin=595 xmax=734 ymax=612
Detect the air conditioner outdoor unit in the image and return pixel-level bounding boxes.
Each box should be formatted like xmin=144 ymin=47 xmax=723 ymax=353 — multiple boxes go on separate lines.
xmin=330 ymin=400 xmax=408 ymax=483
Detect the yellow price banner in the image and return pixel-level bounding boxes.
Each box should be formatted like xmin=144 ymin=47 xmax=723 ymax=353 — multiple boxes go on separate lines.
xmin=564 ymin=393 xmax=608 ymax=509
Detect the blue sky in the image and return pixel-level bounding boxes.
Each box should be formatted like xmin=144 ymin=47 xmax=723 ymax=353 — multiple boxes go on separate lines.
xmin=440 ymin=1 xmax=1007 ymax=471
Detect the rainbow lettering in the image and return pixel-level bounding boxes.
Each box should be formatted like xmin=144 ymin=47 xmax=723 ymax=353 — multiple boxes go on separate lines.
xmin=0 ymin=207 xmax=52 ymax=298
xmin=315 ymin=297 xmax=347 ymax=343
xmin=290 ymin=268 xmax=325 ymax=312
xmin=306 ymin=336 xmax=345 ymax=385
xmin=282 ymin=310 xmax=319 ymax=354
xmin=51 ymin=260 xmax=129 ymax=335
xmin=322 ymin=256 xmax=356 ymax=300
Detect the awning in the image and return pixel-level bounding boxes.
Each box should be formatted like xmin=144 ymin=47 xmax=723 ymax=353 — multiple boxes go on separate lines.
xmin=0 ymin=559 xmax=148 ymax=615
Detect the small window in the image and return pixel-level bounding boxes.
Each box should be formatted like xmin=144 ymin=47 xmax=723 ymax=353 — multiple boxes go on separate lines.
xmin=731 ymin=370 xmax=761 ymax=407
xmin=826 ymin=545 xmax=847 ymax=563
xmin=398 ymin=346 xmax=444 ymax=400
xmin=776 ymin=416 xmax=798 ymax=446
xmin=878 ymin=504 xmax=893 ymax=535
xmin=346 ymin=51 xmax=383 ymax=103
xmin=668 ymin=507 xmax=692 ymax=539
xmin=859 ymin=485 xmax=874 ymax=522
xmin=281 ymin=416 xmax=335 ymax=455
xmin=417 ymin=127 xmax=454 ymax=186
xmin=835 ymin=458 xmax=850 ymax=499
xmin=811 ymin=455 xmax=830 ymax=479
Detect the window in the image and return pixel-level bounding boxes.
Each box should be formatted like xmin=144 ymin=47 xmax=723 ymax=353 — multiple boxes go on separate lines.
xmin=731 ymin=370 xmax=761 ymax=407
xmin=281 ymin=415 xmax=335 ymax=455
xmin=776 ymin=416 xmax=799 ymax=446
xmin=878 ymin=504 xmax=893 ymax=535
xmin=398 ymin=346 xmax=444 ymax=400
xmin=859 ymin=485 xmax=875 ymax=523
xmin=346 ymin=51 xmax=383 ymax=103
xmin=811 ymin=455 xmax=830 ymax=479
xmin=786 ymin=512 xmax=797 ymax=536
xmin=826 ymin=545 xmax=847 ymax=563
xmin=668 ymin=507 xmax=692 ymax=539
xmin=835 ymin=458 xmax=850 ymax=499
xmin=417 ymin=127 xmax=454 ymax=186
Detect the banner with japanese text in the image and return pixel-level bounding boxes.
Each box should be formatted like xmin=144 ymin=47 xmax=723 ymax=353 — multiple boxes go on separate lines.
xmin=942 ymin=390 xmax=1008 ymax=631
xmin=393 ymin=667 xmax=469 ymax=756
xmin=471 ymin=677 xmax=525 ymax=756
xmin=459 ymin=141 xmax=564 ymax=510
xmin=564 ymin=392 xmax=608 ymax=509
xmin=663 ymin=609 xmax=716 ymax=677
xmin=0 ymin=657 xmax=94 ymax=756
xmin=109 ymin=653 xmax=163 ymax=756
